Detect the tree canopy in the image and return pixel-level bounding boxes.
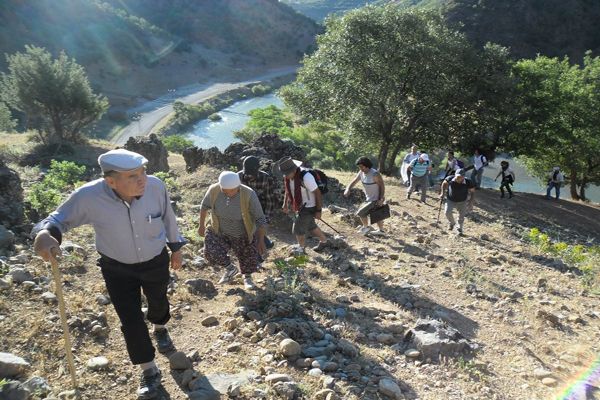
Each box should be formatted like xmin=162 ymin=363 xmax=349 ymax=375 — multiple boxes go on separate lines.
xmin=1 ymin=46 xmax=108 ymax=144
xmin=511 ymin=54 xmax=600 ymax=201
xmin=280 ymin=5 xmax=512 ymax=174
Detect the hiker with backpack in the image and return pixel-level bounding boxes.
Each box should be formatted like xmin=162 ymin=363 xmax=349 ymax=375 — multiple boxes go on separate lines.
xmin=440 ymin=168 xmax=476 ymax=235
xmin=344 ymin=156 xmax=386 ymax=236
xmin=278 ymin=157 xmax=330 ymax=253
xmin=444 ymin=151 xmax=464 ymax=179
xmin=471 ymin=148 xmax=488 ymax=189
xmin=197 ymin=171 xmax=267 ymax=290
xmin=546 ymin=167 xmax=564 ymax=200
xmin=494 ymin=160 xmax=516 ymax=198
xmin=407 ymin=153 xmax=432 ymax=203
xmin=238 ymin=156 xmax=277 ymax=249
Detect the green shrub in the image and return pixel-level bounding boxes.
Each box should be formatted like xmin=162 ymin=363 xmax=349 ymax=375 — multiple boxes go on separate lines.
xmin=251 ymin=84 xmax=272 ymax=96
xmin=526 ymin=227 xmax=599 ymax=291
xmin=153 ymin=171 xmax=178 ymax=193
xmin=162 ymin=135 xmax=194 ymax=154
xmin=26 ymin=160 xmax=86 ymax=216
xmin=208 ymin=113 xmax=222 ymax=122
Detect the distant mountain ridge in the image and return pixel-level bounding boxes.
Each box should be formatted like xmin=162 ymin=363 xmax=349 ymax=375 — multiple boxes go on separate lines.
xmin=283 ymin=0 xmax=600 ymax=61
xmin=0 ymin=0 xmax=320 ymax=105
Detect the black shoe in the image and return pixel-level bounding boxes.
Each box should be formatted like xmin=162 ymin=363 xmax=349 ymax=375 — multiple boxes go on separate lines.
xmin=137 ymin=368 xmax=162 ymax=399
xmin=500 ymin=193 xmax=505 ymax=198
xmin=153 ymin=329 xmax=175 ymax=354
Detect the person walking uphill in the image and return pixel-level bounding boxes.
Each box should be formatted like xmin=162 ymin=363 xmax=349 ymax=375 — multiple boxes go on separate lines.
xmin=471 ymin=148 xmax=488 ymax=189
xmin=440 ymin=169 xmax=476 ymax=235
xmin=198 ymin=171 xmax=266 ymax=290
xmin=279 ymin=157 xmax=330 ymax=253
xmin=407 ymin=153 xmax=432 ymax=203
xmin=238 ymin=156 xmax=277 ymax=249
xmin=344 ymin=156 xmax=386 ymax=236
xmin=32 ymin=149 xmax=186 ymax=400
xmin=546 ymin=167 xmax=564 ymax=200
xmin=494 ymin=161 xmax=516 ymax=198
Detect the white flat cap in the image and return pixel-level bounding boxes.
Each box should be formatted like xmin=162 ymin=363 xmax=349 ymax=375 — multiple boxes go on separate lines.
xmin=98 ymin=149 xmax=148 ymax=173
xmin=219 ymin=171 xmax=241 ymax=189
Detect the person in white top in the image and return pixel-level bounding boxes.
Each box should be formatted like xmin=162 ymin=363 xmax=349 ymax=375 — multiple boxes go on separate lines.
xmin=344 ymin=157 xmax=386 ymax=236
xmin=471 ymin=148 xmax=488 ymax=189
xmin=279 ymin=157 xmax=329 ymax=253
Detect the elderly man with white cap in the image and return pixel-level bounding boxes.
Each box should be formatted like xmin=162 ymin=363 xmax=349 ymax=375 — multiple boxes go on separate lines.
xmin=197 ymin=171 xmax=267 ymax=290
xmin=407 ymin=153 xmax=432 ymax=203
xmin=32 ymin=149 xmax=186 ymax=399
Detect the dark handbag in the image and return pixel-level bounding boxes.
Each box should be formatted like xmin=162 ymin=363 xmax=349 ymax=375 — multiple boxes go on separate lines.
xmin=368 ymin=204 xmax=391 ymax=224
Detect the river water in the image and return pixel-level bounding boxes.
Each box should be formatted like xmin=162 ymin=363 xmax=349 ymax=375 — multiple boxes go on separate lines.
xmin=187 ymin=93 xmax=284 ymax=151
xmin=186 ymin=93 xmax=599 ymax=203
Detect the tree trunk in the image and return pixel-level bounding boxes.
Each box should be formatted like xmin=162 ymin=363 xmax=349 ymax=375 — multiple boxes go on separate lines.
xmin=378 ymin=142 xmax=390 ymax=175
xmin=578 ymin=177 xmax=588 ymax=201
xmin=569 ymin=170 xmax=580 ymax=200
xmin=387 ymin=143 xmax=402 ymax=176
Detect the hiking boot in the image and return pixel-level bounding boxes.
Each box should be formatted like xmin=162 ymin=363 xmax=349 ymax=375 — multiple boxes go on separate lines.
xmin=406 ymin=193 xmax=411 ymax=200
xmin=457 ymin=227 xmax=464 ymax=236
xmin=509 ymin=193 xmax=514 ymax=199
xmin=153 ymin=329 xmax=175 ymax=354
xmin=218 ymin=264 xmax=239 ymax=284
xmin=500 ymin=193 xmax=505 ymax=198
xmin=448 ymin=223 xmax=455 ymax=231
xmin=137 ymin=368 xmax=162 ymax=400
xmin=370 ymin=229 xmax=386 ymax=237
xmin=243 ymin=274 xmax=256 ymax=290
xmin=312 ymin=241 xmax=330 ymax=252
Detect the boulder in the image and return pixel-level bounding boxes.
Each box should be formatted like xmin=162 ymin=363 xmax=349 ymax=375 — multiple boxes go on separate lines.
xmin=404 ymin=319 xmax=473 ymax=359
xmin=279 ymin=338 xmax=301 ymax=357
xmin=378 ymin=378 xmax=403 ymax=399
xmin=185 ymin=279 xmax=217 ymax=298
xmin=0 ymin=380 xmax=30 ymax=400
xmin=124 ymin=134 xmax=169 ymax=174
xmin=0 ymin=352 xmax=30 ymax=377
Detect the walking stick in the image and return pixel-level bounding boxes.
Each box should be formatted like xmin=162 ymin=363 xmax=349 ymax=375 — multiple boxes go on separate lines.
xmin=318 ymin=217 xmax=342 ymax=235
xmin=436 ymin=197 xmax=444 ymax=224
xmin=50 ymin=257 xmax=78 ymax=390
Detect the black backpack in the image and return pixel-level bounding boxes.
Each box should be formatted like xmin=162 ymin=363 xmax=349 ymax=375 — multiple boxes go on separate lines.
xmin=300 ymin=169 xmax=329 ymax=194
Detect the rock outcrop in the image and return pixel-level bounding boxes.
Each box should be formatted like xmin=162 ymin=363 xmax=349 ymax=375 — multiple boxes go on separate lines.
xmin=124 ymin=134 xmax=169 ymax=174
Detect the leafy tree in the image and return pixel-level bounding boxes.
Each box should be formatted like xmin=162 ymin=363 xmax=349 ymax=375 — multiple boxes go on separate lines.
xmin=162 ymin=134 xmax=194 ymax=154
xmin=0 ymin=102 xmax=16 ymax=132
xmin=280 ymin=6 xmax=507 ymax=174
xmin=0 ymin=46 xmax=108 ymax=144
xmin=234 ymin=106 xmax=293 ymax=143
xmin=513 ymin=54 xmax=600 ymax=200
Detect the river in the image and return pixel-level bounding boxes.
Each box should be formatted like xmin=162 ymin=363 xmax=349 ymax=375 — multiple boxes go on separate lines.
xmin=186 ymin=93 xmax=284 ymax=150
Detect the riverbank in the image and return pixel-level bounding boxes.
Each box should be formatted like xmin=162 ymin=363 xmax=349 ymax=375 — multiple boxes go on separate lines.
xmin=110 ymin=66 xmax=297 ymax=145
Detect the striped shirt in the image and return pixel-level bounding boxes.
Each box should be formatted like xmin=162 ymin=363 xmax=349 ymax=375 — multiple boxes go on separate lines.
xmin=410 ymin=159 xmax=430 ymax=177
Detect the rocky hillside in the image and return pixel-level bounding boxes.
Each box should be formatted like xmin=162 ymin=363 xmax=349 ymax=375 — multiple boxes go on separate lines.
xmin=0 ymin=134 xmax=599 ymax=399
xmin=0 ymin=0 xmax=320 ymax=105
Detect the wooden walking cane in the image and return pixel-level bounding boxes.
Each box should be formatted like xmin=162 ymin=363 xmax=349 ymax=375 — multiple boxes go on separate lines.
xmin=436 ymin=197 xmax=444 ymax=224
xmin=49 ymin=257 xmax=78 ymax=390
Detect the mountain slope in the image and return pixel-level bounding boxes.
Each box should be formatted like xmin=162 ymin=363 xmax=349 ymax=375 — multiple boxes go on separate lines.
xmin=284 ymin=0 xmax=600 ymax=61
xmin=0 ymin=0 xmax=320 ymax=104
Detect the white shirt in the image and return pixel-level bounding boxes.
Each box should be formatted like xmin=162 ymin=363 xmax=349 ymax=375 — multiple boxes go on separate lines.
xmin=473 ymin=154 xmax=487 ymax=171
xmin=359 ymin=168 xmax=381 ymax=202
xmin=289 ymin=168 xmax=318 ymax=208
xmin=404 ymin=151 xmax=420 ymax=164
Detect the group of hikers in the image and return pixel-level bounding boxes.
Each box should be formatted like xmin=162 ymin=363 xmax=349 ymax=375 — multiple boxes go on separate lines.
xmin=30 ymin=147 xmax=566 ymax=399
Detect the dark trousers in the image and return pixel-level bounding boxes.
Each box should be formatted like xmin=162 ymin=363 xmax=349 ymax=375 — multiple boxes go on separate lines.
xmin=499 ymin=181 xmax=513 ymax=196
xmin=99 ymin=248 xmax=171 ymax=365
